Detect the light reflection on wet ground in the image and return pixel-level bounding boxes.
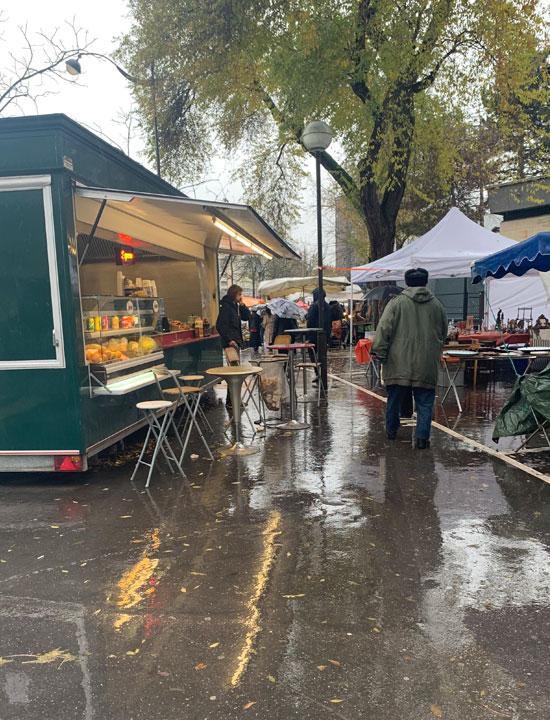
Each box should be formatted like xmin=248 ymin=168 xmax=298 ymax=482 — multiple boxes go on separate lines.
xmin=0 ymin=353 xmax=549 ymax=718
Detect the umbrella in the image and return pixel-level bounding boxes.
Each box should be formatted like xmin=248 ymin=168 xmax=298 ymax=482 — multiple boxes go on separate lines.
xmin=242 ymin=296 xmax=265 ymax=308
xmin=267 ymin=298 xmax=307 ymax=321
xmin=362 ymin=285 xmax=404 ymax=301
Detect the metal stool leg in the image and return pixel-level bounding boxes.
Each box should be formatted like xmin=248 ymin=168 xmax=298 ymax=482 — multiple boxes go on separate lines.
xmin=179 ymin=393 xmax=214 ymax=462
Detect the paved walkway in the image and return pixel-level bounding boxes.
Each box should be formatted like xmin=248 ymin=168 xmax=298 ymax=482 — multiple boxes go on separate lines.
xmin=0 ymin=365 xmax=548 ymax=718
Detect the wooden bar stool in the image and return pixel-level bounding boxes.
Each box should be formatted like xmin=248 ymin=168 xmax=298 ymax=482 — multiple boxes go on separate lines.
xmin=131 ymin=400 xmax=186 ymax=488
xmin=180 ymin=374 xmax=204 ymax=386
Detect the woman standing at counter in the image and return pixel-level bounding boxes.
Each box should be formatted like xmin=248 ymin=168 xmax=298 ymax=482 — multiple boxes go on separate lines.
xmin=216 ymin=284 xmax=250 ymax=353
xmin=216 ymin=284 xmax=250 ymax=407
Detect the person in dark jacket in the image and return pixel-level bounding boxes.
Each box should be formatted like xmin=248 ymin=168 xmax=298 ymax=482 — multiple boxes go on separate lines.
xmin=216 ymin=284 xmax=250 ymax=351
xmin=306 ymin=288 xmax=332 ymax=382
xmin=216 ymin=284 xmax=250 ymax=407
xmin=371 ymin=268 xmax=447 ymax=449
xmin=273 ymin=314 xmax=298 ymax=339
xmin=329 ymin=300 xmax=343 ymax=322
xmin=248 ymin=310 xmax=262 ymax=353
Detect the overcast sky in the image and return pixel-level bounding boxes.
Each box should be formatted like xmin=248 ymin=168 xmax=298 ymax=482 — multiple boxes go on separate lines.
xmin=1 ymin=1 xmax=335 ymax=260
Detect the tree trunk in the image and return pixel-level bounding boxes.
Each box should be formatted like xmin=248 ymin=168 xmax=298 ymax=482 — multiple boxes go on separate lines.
xmin=360 ymin=200 xmax=397 ymax=261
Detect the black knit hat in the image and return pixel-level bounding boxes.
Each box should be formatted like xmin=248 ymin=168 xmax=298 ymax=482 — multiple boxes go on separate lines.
xmin=404 ymin=268 xmax=429 ymax=287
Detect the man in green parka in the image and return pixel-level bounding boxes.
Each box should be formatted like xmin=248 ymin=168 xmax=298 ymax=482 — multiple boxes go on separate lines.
xmin=371 ymin=268 xmax=447 ymax=449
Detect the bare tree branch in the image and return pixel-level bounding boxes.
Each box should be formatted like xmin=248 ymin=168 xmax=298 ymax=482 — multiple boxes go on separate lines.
xmin=0 ymin=18 xmax=96 ymax=115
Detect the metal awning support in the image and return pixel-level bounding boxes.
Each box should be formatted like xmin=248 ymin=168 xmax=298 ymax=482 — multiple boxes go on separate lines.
xmin=79 ymin=198 xmax=106 ymax=267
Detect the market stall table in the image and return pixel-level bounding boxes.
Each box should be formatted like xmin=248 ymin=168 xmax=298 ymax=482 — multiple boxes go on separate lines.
xmin=441 ymin=349 xmax=550 ymax=412
xmin=267 ymin=343 xmax=314 ymax=430
xmin=458 ymin=331 xmax=530 ymax=347
xmin=205 ymin=366 xmax=263 ymax=456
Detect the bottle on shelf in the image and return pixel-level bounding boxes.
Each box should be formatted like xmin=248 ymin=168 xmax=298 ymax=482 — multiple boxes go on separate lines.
xmin=203 ymin=318 xmax=210 ymax=337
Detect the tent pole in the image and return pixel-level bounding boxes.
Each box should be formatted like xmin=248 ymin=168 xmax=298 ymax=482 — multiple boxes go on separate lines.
xmin=349 ymin=282 xmax=354 ymax=378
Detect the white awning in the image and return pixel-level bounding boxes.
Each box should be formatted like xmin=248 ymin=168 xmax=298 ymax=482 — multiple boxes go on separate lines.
xmin=74 ymin=186 xmax=300 ymax=262
xmin=258 ymin=275 xmax=350 ymax=298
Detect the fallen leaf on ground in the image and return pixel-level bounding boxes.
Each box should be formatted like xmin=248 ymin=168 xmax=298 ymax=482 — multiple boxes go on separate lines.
xmin=267 ymin=674 xmax=275 ymax=682
xmin=480 ymin=706 xmax=512 ymax=718
xmin=120 ymin=516 xmax=132 ymax=519
xmin=317 ymin=665 xmax=326 ymax=671
xmin=430 ymin=705 xmax=443 ymax=718
xmin=209 ymin=642 xmax=219 ymax=648
xmin=194 ymin=663 xmax=207 ymax=670
xmin=480 ymin=690 xmax=486 ymax=697
xmin=180 ymin=587 xmax=187 ymax=593
xmin=21 ymin=648 xmax=76 ymax=667
xmin=50 ymin=525 xmax=59 ymax=529
xmin=516 ymin=682 xmax=526 ymax=687
xmin=330 ymin=699 xmax=344 ymax=703
xmin=157 ymin=670 xmax=169 ymax=677
xmin=243 ymin=702 xmax=255 ymax=709
xmin=328 ymin=659 xmax=340 ymax=666
xmin=126 ymin=650 xmax=139 ymax=656
xmin=190 ymin=572 xmax=206 ymax=576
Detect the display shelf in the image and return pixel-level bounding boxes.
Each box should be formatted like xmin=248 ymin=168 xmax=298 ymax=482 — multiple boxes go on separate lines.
xmin=84 ymin=326 xmax=155 ymax=339
xmin=91 ymin=368 xmax=167 ymax=396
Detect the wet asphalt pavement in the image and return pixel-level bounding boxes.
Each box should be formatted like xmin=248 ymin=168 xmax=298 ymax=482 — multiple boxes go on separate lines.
xmin=1 ymin=355 xmax=550 ymax=719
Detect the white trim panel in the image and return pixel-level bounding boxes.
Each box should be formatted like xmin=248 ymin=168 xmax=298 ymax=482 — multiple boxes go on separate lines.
xmin=0 ymin=175 xmax=51 ymax=190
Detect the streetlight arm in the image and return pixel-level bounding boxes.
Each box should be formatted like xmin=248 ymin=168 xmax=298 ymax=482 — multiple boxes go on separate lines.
xmin=76 ymin=52 xmax=138 ymax=84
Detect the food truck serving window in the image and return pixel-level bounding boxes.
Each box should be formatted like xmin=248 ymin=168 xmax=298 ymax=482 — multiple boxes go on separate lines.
xmin=0 ymin=176 xmax=65 ymax=370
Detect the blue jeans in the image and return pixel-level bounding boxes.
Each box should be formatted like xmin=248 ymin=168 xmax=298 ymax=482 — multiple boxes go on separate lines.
xmin=386 ymin=385 xmax=436 ymax=440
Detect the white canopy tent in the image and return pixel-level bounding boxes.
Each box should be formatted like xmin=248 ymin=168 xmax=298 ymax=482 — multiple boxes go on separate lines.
xmin=484 ymin=275 xmax=550 ymax=327
xmin=258 ymin=275 xmax=350 ymax=298
xmin=351 ymin=208 xmax=515 ymax=283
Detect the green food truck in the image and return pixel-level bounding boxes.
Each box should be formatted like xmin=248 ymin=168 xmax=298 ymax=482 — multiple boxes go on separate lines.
xmin=0 ymin=114 xmax=298 ymax=472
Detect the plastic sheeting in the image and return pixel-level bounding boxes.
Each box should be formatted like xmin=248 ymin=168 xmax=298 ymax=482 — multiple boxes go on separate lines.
xmin=493 ymin=364 xmax=550 ymax=440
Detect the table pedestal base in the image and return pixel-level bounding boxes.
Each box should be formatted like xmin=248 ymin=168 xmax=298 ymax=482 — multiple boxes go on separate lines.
xmin=219 ymin=442 xmax=260 ymax=456
xmin=277 ymin=419 xmax=310 ymax=431
xmin=297 ymin=393 xmax=318 ymax=403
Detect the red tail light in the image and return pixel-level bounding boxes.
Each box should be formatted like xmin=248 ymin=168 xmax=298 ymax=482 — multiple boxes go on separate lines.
xmin=54 ymin=455 xmax=83 ymax=472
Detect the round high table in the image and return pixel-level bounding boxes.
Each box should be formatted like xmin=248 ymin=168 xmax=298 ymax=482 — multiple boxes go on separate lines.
xmin=285 ymin=328 xmax=322 ymax=402
xmin=206 ymin=365 xmax=263 ymax=456
xmin=267 ymin=343 xmax=314 ymax=430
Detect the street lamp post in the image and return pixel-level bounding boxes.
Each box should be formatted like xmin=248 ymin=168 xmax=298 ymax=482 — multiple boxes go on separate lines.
xmin=65 ymin=55 xmax=161 ymax=177
xmin=302 ymin=120 xmax=332 ymax=393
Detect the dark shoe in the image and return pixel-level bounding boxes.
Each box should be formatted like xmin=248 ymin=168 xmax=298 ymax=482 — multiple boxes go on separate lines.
xmin=311 ymin=377 xmax=319 ymax=385
xmin=385 ymin=429 xmax=397 ymax=440
xmin=415 ymin=438 xmax=430 ymax=449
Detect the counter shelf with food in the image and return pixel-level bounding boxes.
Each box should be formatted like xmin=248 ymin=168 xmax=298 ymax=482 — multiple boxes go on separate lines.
xmin=82 ymin=295 xmax=166 ymax=395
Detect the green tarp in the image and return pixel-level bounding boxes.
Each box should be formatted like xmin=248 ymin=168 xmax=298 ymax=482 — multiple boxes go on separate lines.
xmin=494 ymin=364 xmax=550 ymax=440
